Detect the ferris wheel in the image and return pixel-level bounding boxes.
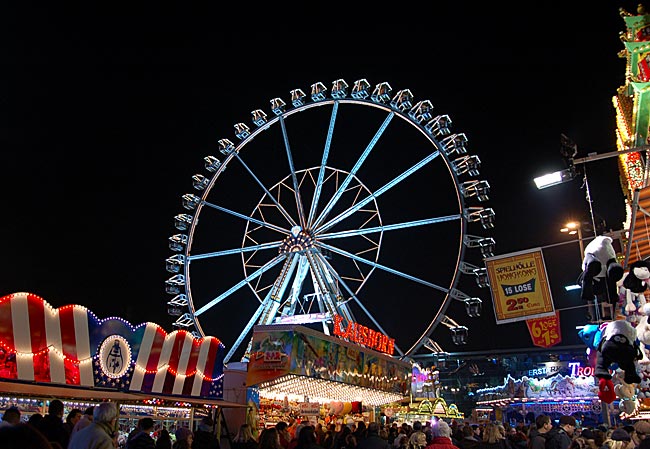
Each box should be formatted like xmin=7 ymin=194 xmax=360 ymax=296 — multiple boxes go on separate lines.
xmin=165 ymin=78 xmax=495 ymax=364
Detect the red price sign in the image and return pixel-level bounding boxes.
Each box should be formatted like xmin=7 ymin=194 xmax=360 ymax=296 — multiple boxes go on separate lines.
xmin=526 ymin=312 xmax=561 ymax=348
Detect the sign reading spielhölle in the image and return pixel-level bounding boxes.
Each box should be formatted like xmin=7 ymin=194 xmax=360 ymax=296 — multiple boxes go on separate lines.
xmin=485 ymin=248 xmax=555 ymax=324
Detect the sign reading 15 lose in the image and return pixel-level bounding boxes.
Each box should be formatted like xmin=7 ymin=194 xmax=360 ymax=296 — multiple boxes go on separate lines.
xmin=485 ymin=247 xmax=555 ymax=324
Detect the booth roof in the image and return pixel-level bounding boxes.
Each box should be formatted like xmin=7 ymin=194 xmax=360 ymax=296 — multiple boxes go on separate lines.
xmin=0 ymin=380 xmax=247 ymax=408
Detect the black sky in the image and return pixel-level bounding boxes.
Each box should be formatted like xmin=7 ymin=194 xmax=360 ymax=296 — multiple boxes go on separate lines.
xmin=3 ymin=3 xmax=642 ymax=359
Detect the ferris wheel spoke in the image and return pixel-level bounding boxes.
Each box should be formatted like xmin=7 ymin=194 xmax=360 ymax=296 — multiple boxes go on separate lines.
xmin=316 ymin=241 xmax=449 ymax=293
xmin=202 ymin=201 xmax=290 ymax=235
xmin=315 ymin=149 xmax=440 ymax=234
xmin=278 ymin=116 xmax=307 ymax=228
xmin=230 ymin=152 xmax=299 ymax=228
xmin=311 ymin=112 xmax=395 ymax=230
xmin=307 ymin=102 xmax=339 ymax=227
xmin=318 ymin=215 xmax=461 ymax=241
xmin=194 ymin=254 xmax=286 ymax=316
xmin=316 ymin=252 xmax=404 ymax=356
xmin=188 ymin=240 xmax=283 ymax=261
xmin=224 ymin=297 xmax=275 ymax=364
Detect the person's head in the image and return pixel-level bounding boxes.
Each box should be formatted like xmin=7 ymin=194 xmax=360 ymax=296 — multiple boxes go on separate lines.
xmin=66 ymin=408 xmax=82 ymax=426
xmin=28 ymin=413 xmax=44 ymax=427
xmin=635 ymin=421 xmax=650 ymax=442
xmin=536 ymin=415 xmax=552 ymax=432
xmin=175 ymin=426 xmax=193 ymax=444
xmin=482 ymin=423 xmax=501 ymax=443
xmin=48 ymin=399 xmax=64 ymax=418
xmin=82 ymin=406 xmax=94 ymax=422
xmin=367 ymin=422 xmax=380 ymax=435
xmin=199 ymin=416 xmax=214 ymax=432
xmin=139 ymin=417 xmax=155 ymax=433
xmin=276 ymin=421 xmax=288 ymax=432
xmin=413 ymin=421 xmax=423 ymax=431
xmin=432 ymin=420 xmax=452 ymax=439
xmin=159 ymin=428 xmax=171 ymax=440
xmin=559 ymin=416 xmax=577 ymax=436
xmin=236 ymin=424 xmax=255 ymax=442
xmin=93 ymin=402 xmax=118 ymax=425
xmin=0 ymin=423 xmax=54 ymax=449
xmin=260 ymin=427 xmax=281 ymax=449
xmin=462 ymin=426 xmax=475 ymax=438
xmin=610 ymin=428 xmax=632 ymax=444
xmin=1 ymin=406 xmax=20 ymax=425
xmin=298 ymin=425 xmax=317 ymax=446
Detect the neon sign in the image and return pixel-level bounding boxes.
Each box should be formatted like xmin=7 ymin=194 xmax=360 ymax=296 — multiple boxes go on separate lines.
xmin=332 ymin=314 xmax=395 ymax=355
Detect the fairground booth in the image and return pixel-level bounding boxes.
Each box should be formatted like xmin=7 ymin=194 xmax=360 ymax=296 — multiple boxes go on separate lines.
xmin=242 ymin=323 xmax=463 ymax=432
xmin=0 ymin=292 xmax=245 ymax=436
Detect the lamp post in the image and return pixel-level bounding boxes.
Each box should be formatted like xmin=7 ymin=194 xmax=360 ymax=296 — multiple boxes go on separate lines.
xmin=560 ymin=221 xmax=584 ymax=261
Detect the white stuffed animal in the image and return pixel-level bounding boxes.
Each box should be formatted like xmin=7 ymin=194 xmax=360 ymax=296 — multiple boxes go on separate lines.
xmin=636 ymin=303 xmax=650 ymax=365
xmin=621 ymin=260 xmax=650 ymax=319
xmin=614 ymin=368 xmax=640 ymax=419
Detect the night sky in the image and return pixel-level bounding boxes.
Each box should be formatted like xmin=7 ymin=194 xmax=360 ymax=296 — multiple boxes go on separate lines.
xmin=4 ymin=3 xmax=641 ymax=361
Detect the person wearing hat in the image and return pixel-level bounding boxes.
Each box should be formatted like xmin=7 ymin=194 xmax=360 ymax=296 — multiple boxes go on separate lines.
xmin=604 ymin=427 xmax=633 ymax=449
xmin=544 ymin=416 xmax=576 ymax=449
xmin=193 ymin=416 xmax=220 ymax=449
xmin=633 ymin=422 xmax=650 ymax=449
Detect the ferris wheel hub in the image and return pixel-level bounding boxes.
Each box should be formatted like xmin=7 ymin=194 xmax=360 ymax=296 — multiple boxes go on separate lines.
xmin=280 ymin=228 xmax=314 ymax=254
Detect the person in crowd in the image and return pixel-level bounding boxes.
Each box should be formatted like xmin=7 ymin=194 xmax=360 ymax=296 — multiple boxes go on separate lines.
xmin=29 ymin=413 xmax=45 ymax=428
xmin=68 ymin=402 xmax=119 ymax=449
xmin=425 ymin=420 xmax=459 ymax=449
xmin=633 ymin=422 xmax=650 ymax=449
xmin=357 ymin=422 xmax=390 ymax=449
xmin=295 ymin=425 xmax=325 ymax=449
xmin=0 ymin=422 xmax=55 ymax=449
xmin=233 ymin=423 xmax=259 ymax=449
xmin=65 ymin=409 xmax=83 ymax=437
xmin=174 ymin=427 xmax=194 ymax=449
xmin=638 ymin=436 xmax=650 ymax=449
xmin=478 ymin=423 xmax=508 ymax=449
xmin=126 ymin=416 xmax=156 ymax=449
xmin=277 ymin=422 xmax=292 ymax=449
xmin=156 ymin=429 xmax=173 ymax=449
xmin=528 ymin=415 xmax=552 ymax=449
xmin=193 ymin=416 xmax=220 ymax=449
xmin=343 ymin=434 xmax=358 ymax=449
xmin=335 ymin=426 xmax=354 ymax=449
xmin=544 ymin=416 xmax=576 ymax=449
xmin=72 ymin=407 xmax=94 ymax=437
xmin=323 ymin=424 xmax=337 ymax=449
xmin=0 ymin=406 xmax=21 ymax=428
xmin=602 ymin=428 xmax=635 ymax=449
xmin=354 ymin=422 xmax=367 ymax=443
xmin=457 ymin=425 xmax=480 ymax=449
xmin=577 ymin=429 xmax=597 ymax=449
xmin=37 ymin=399 xmax=70 ymax=449
xmin=411 ymin=422 xmax=428 ymax=449
xmin=315 ymin=423 xmax=326 ymax=446
xmin=259 ymin=428 xmax=284 ymax=449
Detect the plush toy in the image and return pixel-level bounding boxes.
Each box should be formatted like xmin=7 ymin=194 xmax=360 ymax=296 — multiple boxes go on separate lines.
xmin=621 ymin=260 xmax=650 ymax=319
xmin=595 ymin=319 xmax=643 ymax=403
xmin=613 ymin=368 xmax=640 ymax=419
xmin=579 ymin=235 xmax=624 ymax=306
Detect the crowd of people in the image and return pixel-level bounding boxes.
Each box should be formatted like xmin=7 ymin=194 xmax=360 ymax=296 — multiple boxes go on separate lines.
xmin=0 ymin=402 xmax=219 ymax=449
xmin=227 ymin=416 xmax=650 ymax=449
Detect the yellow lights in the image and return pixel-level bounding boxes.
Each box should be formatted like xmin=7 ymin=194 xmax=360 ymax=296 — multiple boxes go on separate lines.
xmin=560 ymin=221 xmax=579 ymax=235
xmin=257 ymin=374 xmax=405 ymax=406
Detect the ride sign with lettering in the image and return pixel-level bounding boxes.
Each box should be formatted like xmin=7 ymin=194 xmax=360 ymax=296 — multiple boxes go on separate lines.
xmin=485 ymin=247 xmax=555 ymax=324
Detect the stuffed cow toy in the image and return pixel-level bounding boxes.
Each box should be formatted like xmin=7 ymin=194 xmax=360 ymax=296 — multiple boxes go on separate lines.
xmin=595 ymin=319 xmax=643 ymax=403
xmin=579 ymin=235 xmax=624 ymax=305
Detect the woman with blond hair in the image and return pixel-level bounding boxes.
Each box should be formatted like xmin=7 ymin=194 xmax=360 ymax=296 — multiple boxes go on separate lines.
xmin=234 ymin=424 xmax=260 ymax=449
xmin=478 ymin=423 xmax=510 ymax=449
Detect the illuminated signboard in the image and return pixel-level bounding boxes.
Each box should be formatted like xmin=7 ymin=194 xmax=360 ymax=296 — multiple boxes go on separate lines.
xmin=332 ymin=314 xmax=395 ymax=355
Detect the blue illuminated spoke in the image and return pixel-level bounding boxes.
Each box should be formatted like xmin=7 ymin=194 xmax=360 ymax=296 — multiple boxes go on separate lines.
xmin=307 ymin=102 xmax=338 ymax=226
xmin=314 ymin=150 xmax=440 ymax=235
xmin=188 ymin=240 xmax=283 ymax=261
xmin=316 ymin=241 xmax=450 ymax=293
xmin=317 ymin=216 xmax=461 ymax=241
xmin=203 ymin=201 xmax=290 ymax=236
xmin=310 ymin=112 xmax=394 ymax=230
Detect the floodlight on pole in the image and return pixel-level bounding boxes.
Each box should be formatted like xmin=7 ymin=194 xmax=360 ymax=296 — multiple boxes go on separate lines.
xmin=560 ymin=221 xmax=585 ymax=260
xmin=534 ymin=166 xmax=577 ymax=189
